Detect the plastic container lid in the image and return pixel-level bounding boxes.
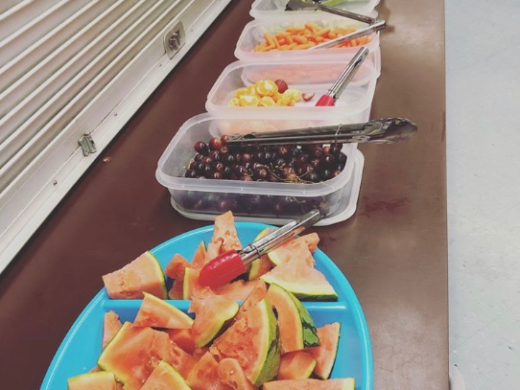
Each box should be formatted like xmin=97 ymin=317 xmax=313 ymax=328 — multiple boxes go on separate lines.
xmin=250 ymin=0 xmax=380 ymax=20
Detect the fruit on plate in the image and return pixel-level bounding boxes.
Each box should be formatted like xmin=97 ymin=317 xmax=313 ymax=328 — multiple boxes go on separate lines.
xmin=166 ymin=328 xmax=196 ymax=354
xmin=141 ymin=360 xmax=190 ymax=390
xmin=133 ymin=292 xmax=193 ymax=329
xmin=277 ymin=351 xmax=316 ymax=380
xmin=267 ymin=233 xmax=319 ymax=266
xmin=261 ymin=257 xmax=338 ymax=301
xmin=236 ymin=279 xmax=268 ymax=321
xmin=307 ymin=322 xmax=341 ymax=379
xmin=218 ymin=358 xmax=258 ymax=390
xmin=165 ymin=253 xmax=190 ymax=299
xmin=204 ymin=211 xmax=243 ymax=264
xmin=263 ymin=378 xmax=355 ymax=390
xmin=266 ymin=283 xmax=319 ymax=353
xmin=102 ymin=311 xmax=122 ymax=349
xmin=67 ymin=371 xmax=116 ymax=390
xmin=210 ymin=298 xmax=281 ymax=386
xmin=228 ymin=79 xmax=303 ymax=107
xmin=189 ymin=295 xmax=239 ymax=347
xmin=183 ymin=267 xmax=258 ymax=300
xmin=190 ymin=241 xmax=207 ymax=269
xmin=186 ymin=351 xmax=231 ymax=390
xmin=97 ymin=322 xmax=195 ymax=390
xmin=102 ymin=251 xmax=166 ymax=299
xmin=248 ymin=228 xmax=274 ymax=280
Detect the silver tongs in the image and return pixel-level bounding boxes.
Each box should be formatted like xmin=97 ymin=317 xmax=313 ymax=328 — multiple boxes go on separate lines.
xmin=285 ymin=0 xmax=386 ymax=49
xmin=226 ymin=118 xmax=418 ymax=146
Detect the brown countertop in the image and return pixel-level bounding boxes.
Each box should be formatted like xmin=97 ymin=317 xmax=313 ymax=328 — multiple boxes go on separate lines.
xmin=0 ymin=0 xmax=447 ymax=389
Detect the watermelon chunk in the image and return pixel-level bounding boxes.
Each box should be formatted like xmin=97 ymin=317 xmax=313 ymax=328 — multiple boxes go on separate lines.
xmin=189 ymin=295 xmax=239 ymax=348
xmin=307 ymin=322 xmax=341 ymax=379
xmin=236 ymin=280 xmax=267 ymax=321
xmin=165 ymin=254 xmax=190 ymax=299
xmin=191 ymin=241 xmax=207 ymax=270
xmin=204 ymin=211 xmax=242 ymax=266
xmin=68 ymin=371 xmax=116 ymax=390
xmin=210 ymin=299 xmax=280 ymax=386
xmin=261 ymin=257 xmax=338 ymax=301
xmin=265 ymin=284 xmax=319 ymax=353
xmin=102 ymin=252 xmax=166 ymax=299
xmin=167 ymin=328 xmax=196 ymax=354
xmin=133 ymin=292 xmax=193 ymax=329
xmin=183 ymin=268 xmax=258 ymax=301
xmin=218 ymin=358 xmax=258 ymax=390
xmin=277 ymin=351 xmax=316 ymax=380
xmin=267 ymin=234 xmax=319 ymax=267
xmin=263 ymin=378 xmax=354 ymax=390
xmin=141 ymin=360 xmax=190 ymax=390
xmin=186 ymin=352 xmax=232 ymax=390
xmin=102 ymin=311 xmax=122 ymax=349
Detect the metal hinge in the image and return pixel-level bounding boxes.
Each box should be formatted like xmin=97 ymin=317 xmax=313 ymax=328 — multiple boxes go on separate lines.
xmin=164 ymin=21 xmax=186 ymax=59
xmin=78 ymin=133 xmax=97 ymax=156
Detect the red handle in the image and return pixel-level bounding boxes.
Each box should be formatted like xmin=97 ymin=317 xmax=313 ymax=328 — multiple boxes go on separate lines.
xmin=198 ymin=250 xmax=246 ymax=288
xmin=315 ymin=95 xmax=335 ymax=107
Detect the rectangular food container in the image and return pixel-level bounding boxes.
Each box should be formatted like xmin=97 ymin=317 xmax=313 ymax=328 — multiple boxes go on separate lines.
xmin=156 ymin=113 xmax=364 ymax=225
xmin=250 ymin=0 xmax=380 ymax=20
xmin=205 ymin=59 xmax=377 ymax=128
xmin=235 ymin=14 xmax=381 ymax=75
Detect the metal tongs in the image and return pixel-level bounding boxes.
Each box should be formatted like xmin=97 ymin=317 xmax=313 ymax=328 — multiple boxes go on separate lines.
xmin=226 ymin=118 xmax=418 ymax=147
xmin=199 ymin=209 xmax=323 ymax=288
xmin=286 ymin=0 xmax=386 ymax=50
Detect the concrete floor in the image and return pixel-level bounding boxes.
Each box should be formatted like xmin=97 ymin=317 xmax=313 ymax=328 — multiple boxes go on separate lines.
xmin=446 ymin=0 xmax=520 ymax=389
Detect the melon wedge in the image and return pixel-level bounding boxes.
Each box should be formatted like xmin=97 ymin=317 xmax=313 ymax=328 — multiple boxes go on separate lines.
xmin=183 ymin=268 xmax=258 ymax=301
xmin=204 ymin=211 xmax=242 ymax=265
xmin=236 ymin=279 xmax=267 ymax=321
xmin=186 ymin=352 xmax=232 ymax=390
xmin=141 ymin=360 xmax=190 ymax=390
xmin=248 ymin=228 xmax=274 ymax=280
xmin=266 ymin=284 xmax=319 ymax=353
xmin=218 ymin=358 xmax=258 ymax=390
xmin=307 ymin=322 xmax=341 ymax=379
xmin=134 ymin=292 xmax=193 ymax=329
xmin=267 ymin=233 xmax=319 ymax=267
xmin=261 ymin=257 xmax=338 ymax=301
xmin=189 ymin=295 xmax=239 ymax=348
xmin=166 ymin=328 xmax=196 ymax=354
xmin=210 ymin=298 xmax=280 ymax=386
xmin=191 ymin=241 xmax=207 ymax=269
xmin=263 ymin=378 xmax=354 ymax=390
xmin=97 ymin=323 xmax=171 ymax=390
xmin=102 ymin=251 xmax=166 ymax=299
xmin=68 ymin=371 xmax=116 ymax=390
xmin=277 ymin=351 xmax=316 ymax=380
xmin=102 ymin=311 xmax=122 ymax=349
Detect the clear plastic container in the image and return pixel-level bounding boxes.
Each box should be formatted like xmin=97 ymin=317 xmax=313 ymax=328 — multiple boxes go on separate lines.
xmin=205 ymin=59 xmax=377 ymax=133
xmin=156 ymin=113 xmax=360 ymax=222
xmin=250 ymin=0 xmax=380 ymax=20
xmin=235 ymin=14 xmax=381 ymax=75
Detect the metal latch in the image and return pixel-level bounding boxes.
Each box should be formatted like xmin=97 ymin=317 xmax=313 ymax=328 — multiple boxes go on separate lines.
xmin=164 ymin=21 xmax=185 ymax=59
xmin=78 ymin=133 xmax=97 ymax=156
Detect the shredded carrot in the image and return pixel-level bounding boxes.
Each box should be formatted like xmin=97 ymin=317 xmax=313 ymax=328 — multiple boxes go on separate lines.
xmin=254 ymin=23 xmax=370 ymax=52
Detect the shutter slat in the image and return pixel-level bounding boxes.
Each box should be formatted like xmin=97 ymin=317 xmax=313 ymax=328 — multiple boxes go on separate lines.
xmin=0 ymin=0 xmax=188 ymax=188
xmin=0 ymin=0 xmax=64 ymax=42
xmin=0 ymin=0 xmax=140 ymax=116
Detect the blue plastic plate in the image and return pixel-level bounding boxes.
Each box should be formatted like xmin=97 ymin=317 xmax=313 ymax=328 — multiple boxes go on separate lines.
xmin=40 ymin=223 xmax=373 ymax=390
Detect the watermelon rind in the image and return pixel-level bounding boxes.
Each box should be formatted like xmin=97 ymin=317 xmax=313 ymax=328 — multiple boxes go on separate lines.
xmin=134 ymin=292 xmax=193 ymax=329
xmin=308 ymin=322 xmax=341 ymax=379
xmin=277 ymin=351 xmax=316 ymax=380
xmin=253 ymin=299 xmax=281 ymax=386
xmin=67 ymin=371 xmax=116 ymax=390
xmin=192 ymin=299 xmax=239 ymax=348
xmin=263 ymin=378 xmax=355 ymax=390
xmin=266 ymin=284 xmax=319 ymax=352
xmin=248 ymin=228 xmax=273 ymax=280
xmin=261 ymin=273 xmax=338 ymax=301
xmin=182 ymin=267 xmax=199 ymax=300
xmin=141 ymin=360 xmax=191 ymax=390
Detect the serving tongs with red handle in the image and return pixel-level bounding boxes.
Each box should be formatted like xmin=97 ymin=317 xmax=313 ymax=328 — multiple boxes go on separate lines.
xmin=225 ymin=118 xmax=418 ymax=147
xmin=315 ymin=46 xmax=368 ymax=106
xmin=198 ymin=209 xmax=323 ymax=288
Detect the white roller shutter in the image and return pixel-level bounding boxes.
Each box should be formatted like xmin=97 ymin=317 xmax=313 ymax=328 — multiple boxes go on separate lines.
xmin=0 ymin=0 xmax=232 ymax=273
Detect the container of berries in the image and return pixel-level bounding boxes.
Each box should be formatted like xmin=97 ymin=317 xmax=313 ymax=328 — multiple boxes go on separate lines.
xmin=156 ymin=113 xmax=365 ymax=225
